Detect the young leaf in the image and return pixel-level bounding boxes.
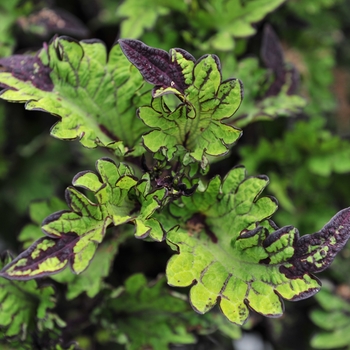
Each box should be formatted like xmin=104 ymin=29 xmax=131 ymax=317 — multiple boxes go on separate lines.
xmin=0 ymin=36 xmax=150 ymax=152
xmin=120 ymin=39 xmax=243 ymax=165
xmin=93 ymin=273 xmax=205 ymax=350
xmin=0 ymin=252 xmax=57 ymax=338
xmin=18 ymin=8 xmax=89 ymax=38
xmin=0 ymin=1 xmax=35 ymax=57
xmin=166 ymin=166 xmax=350 ymax=324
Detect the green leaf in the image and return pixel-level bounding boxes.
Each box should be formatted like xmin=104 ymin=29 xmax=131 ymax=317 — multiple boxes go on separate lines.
xmin=166 ymin=166 xmax=350 ymax=324
xmin=0 ymin=36 xmax=150 ymax=153
xmin=310 ymin=287 xmax=350 ymax=349
xmin=0 ymin=252 xmax=57 ymax=338
xmin=190 ymin=0 xmax=286 ymax=52
xmin=0 ymin=157 xmax=172 ymax=280
xmin=0 ymin=158 xmax=136 ymax=279
xmin=93 ymin=273 xmax=208 ymax=350
xmin=117 ymin=0 xmax=169 ymax=39
xmin=120 ymin=40 xmax=243 ymax=165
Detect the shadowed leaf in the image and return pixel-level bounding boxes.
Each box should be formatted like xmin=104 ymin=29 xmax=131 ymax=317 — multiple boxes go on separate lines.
xmin=261 ymin=24 xmax=299 ymax=96
xmin=310 ymin=286 xmax=350 ymax=349
xmin=18 ymin=7 xmax=89 ymax=38
xmin=52 ymin=229 xmax=130 ymax=299
xmin=93 ymin=273 xmax=226 ymax=350
xmin=0 ymin=252 xmax=58 ymax=337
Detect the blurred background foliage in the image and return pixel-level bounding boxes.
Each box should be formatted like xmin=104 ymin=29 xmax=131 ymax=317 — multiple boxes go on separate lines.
xmin=1 ymin=0 xmax=350 ymax=349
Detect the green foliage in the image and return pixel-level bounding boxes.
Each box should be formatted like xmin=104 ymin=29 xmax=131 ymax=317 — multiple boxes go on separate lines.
xmin=0 ymin=252 xmax=60 ymax=340
xmin=167 ymin=166 xmax=323 ymax=324
xmin=0 ymin=1 xmax=34 ymax=57
xmin=310 ymin=285 xmax=350 ymax=349
xmin=228 ymin=57 xmax=306 ymax=128
xmin=19 ymin=197 xmax=66 ymax=248
xmin=93 ymin=273 xmax=241 ymax=349
xmin=0 ymin=1 xmax=349 ymax=349
xmin=94 ymin=273 xmax=199 ymax=349
xmin=117 ymin=0 xmax=186 ymax=39
xmin=0 ymin=36 xmax=150 ymax=154
xmin=185 ymin=0 xmax=286 ymax=51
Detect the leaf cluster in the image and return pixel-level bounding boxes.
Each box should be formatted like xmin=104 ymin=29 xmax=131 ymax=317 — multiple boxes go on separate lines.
xmin=0 ymin=1 xmax=349 ymax=349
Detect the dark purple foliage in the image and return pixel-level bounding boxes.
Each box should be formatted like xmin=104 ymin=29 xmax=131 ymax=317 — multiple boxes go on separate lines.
xmin=0 ymin=231 xmax=77 ymax=280
xmin=282 ymin=207 xmax=350 ymax=278
xmin=119 ymin=39 xmax=195 ymax=94
xmin=18 ymin=7 xmax=89 ymax=38
xmin=0 ymin=54 xmax=53 ymax=91
xmin=261 ymin=24 xmax=299 ymax=96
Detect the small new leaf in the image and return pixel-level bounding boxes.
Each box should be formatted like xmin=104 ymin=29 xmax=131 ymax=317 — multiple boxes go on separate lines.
xmin=0 ymin=36 xmax=150 ymax=152
xmin=167 ymin=166 xmax=350 ymax=324
xmin=120 ymin=40 xmax=242 ymax=165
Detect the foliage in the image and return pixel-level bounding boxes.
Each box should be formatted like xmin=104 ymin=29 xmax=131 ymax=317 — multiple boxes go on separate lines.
xmin=0 ymin=1 xmax=349 ymax=349
xmin=92 ymin=273 xmax=217 ymax=349
xmin=310 ymin=284 xmax=350 ymax=349
xmin=0 ymin=0 xmax=34 ymax=57
xmin=0 ymin=36 xmax=150 ymax=154
xmin=0 ymin=252 xmax=65 ymax=347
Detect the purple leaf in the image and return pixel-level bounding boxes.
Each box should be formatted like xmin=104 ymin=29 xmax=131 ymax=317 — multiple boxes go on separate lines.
xmin=0 ymin=54 xmax=53 ymax=92
xmin=282 ymin=207 xmax=350 ymax=278
xmin=261 ymin=24 xmax=299 ymax=96
xmin=0 ymin=235 xmax=77 ymax=280
xmin=119 ymin=39 xmax=195 ymax=94
xmin=18 ymin=7 xmax=89 ymax=38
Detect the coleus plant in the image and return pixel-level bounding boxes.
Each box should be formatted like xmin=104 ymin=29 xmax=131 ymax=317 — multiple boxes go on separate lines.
xmin=0 ymin=35 xmax=350 ymax=346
